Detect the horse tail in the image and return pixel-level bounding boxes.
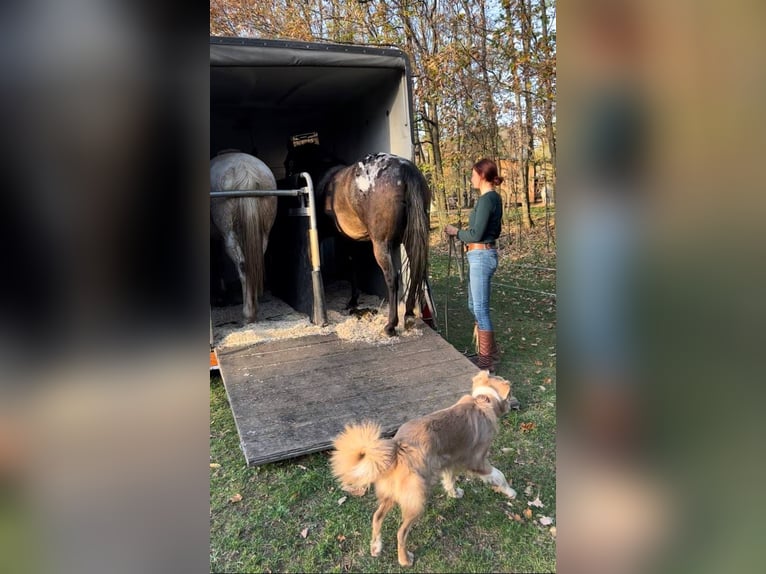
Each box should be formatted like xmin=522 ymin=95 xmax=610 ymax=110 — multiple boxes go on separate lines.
xmin=402 ymin=162 xmax=431 ymax=311
xmin=233 ymin=197 xmax=266 ymax=307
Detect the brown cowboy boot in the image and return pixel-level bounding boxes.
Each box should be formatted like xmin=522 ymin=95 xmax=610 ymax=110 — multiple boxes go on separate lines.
xmin=468 ymin=328 xmax=497 ymax=371
xmin=469 ymin=331 xmax=521 ymax=409
xmin=476 ymin=329 xmax=496 ymax=372
xmin=487 ymin=329 xmax=501 ymax=365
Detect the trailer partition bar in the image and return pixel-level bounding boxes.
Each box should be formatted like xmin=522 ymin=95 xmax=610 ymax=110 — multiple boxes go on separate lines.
xmin=209 ymin=189 xmax=305 ymax=198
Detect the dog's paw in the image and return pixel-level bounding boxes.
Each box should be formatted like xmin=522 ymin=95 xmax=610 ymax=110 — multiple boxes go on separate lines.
xmin=492 ymin=485 xmax=517 ymax=499
xmin=398 ymin=551 xmax=414 ymax=567
xmin=370 ymin=540 xmax=382 ymax=557
xmin=448 ymin=487 xmax=464 ymax=499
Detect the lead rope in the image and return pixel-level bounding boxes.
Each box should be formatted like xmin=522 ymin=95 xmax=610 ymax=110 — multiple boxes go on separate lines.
xmin=445 ymin=232 xmax=466 ymax=340
xmin=445 ymin=234 xmax=456 ymax=340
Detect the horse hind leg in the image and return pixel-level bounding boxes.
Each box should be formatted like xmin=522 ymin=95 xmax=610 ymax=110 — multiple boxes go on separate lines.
xmin=223 ymin=232 xmax=255 ymax=323
xmin=345 ymin=243 xmax=361 ymax=311
xmin=371 ymin=240 xmax=399 ymax=337
xmin=347 ymin=274 xmax=360 ymax=311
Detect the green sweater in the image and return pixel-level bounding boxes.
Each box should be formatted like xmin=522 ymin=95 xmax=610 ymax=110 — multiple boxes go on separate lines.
xmin=457 ymin=190 xmax=503 ymax=243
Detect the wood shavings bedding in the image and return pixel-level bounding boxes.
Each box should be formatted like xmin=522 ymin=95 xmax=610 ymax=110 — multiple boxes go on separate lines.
xmin=212 ymin=283 xmax=423 ymax=349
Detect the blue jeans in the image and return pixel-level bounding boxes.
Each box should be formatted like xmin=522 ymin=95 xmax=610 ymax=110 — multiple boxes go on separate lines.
xmin=467 ymin=248 xmax=498 ymax=331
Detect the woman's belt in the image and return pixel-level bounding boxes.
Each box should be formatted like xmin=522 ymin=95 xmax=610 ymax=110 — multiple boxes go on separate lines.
xmin=464 ymin=242 xmax=496 ymax=252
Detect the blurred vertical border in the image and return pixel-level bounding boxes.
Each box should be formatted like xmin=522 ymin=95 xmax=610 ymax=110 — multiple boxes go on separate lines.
xmin=0 ymin=1 xmax=210 ymax=573
xmin=558 ymin=1 xmax=766 ymax=573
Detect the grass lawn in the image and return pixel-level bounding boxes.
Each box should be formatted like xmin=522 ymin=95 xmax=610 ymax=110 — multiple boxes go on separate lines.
xmin=210 ymin=217 xmax=556 ymax=573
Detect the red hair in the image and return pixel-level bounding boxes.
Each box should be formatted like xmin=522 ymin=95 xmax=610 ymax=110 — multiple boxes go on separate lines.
xmin=473 ymin=158 xmax=504 ymax=186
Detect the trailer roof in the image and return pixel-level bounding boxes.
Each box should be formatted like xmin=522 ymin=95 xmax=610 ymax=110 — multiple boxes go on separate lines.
xmin=210 ymin=36 xmax=415 ymax=139
xmin=210 ymin=36 xmax=410 ymax=70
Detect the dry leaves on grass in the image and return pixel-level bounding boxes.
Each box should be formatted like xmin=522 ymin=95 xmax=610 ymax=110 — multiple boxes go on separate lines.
xmin=337 ymin=534 xmax=346 ymax=542
xmin=539 ymin=516 xmax=554 ymax=526
xmin=520 ymin=422 xmax=536 ymax=432
xmin=229 ymin=493 xmax=242 ymax=503
xmin=210 ymin=463 xmax=221 ymax=469
xmin=300 ymin=528 xmax=309 ymax=539
xmin=506 ymin=510 xmax=523 ymax=522
xmin=528 ymin=496 xmax=544 ymax=508
xmin=549 ymin=526 xmax=557 ymax=538
xmin=337 ymin=496 xmax=347 ymax=505
xmin=523 ymin=508 xmax=533 ymax=519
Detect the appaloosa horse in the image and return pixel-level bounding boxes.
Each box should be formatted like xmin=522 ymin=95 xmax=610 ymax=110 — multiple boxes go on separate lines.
xmin=287 ymin=145 xmax=431 ymax=336
xmin=210 ymin=151 xmax=278 ymax=323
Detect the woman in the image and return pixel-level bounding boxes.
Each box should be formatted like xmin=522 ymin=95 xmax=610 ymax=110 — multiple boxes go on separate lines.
xmin=445 ymin=158 xmax=504 ymax=371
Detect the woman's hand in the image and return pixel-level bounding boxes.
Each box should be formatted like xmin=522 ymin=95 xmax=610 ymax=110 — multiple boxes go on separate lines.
xmin=444 ymin=224 xmax=458 ymax=237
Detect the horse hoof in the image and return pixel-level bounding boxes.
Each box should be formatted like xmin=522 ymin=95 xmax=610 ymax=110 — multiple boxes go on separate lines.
xmin=404 ymin=315 xmax=416 ymax=330
xmin=383 ymin=325 xmax=396 ymax=337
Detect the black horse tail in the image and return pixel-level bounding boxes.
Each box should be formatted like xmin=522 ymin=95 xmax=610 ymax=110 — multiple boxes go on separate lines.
xmin=402 ymin=161 xmax=431 ymax=315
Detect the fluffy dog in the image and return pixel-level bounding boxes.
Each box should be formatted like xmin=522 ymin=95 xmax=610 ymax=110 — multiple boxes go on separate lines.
xmin=330 ymin=370 xmax=517 ymax=567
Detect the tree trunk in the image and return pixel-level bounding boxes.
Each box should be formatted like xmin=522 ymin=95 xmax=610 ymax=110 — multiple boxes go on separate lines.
xmin=519 ymin=0 xmax=535 ymax=228
xmin=423 ymin=102 xmax=448 ymax=232
xmin=539 ymin=0 xmax=556 ymax=194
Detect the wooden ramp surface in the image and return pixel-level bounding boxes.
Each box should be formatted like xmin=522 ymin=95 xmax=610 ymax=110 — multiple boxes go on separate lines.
xmin=216 ymin=323 xmax=479 ymax=466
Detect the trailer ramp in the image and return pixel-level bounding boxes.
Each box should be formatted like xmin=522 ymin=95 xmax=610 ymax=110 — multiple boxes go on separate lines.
xmin=215 ymin=322 xmax=480 ymax=466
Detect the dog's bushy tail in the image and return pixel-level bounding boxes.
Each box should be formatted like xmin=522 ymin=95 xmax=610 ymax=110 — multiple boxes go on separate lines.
xmin=330 ymin=422 xmax=396 ymax=495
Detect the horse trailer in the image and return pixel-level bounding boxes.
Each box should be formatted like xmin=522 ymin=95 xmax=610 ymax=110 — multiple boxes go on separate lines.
xmin=211 ymin=37 xmax=429 ymax=318
xmin=210 ymin=37 xmax=479 ymax=466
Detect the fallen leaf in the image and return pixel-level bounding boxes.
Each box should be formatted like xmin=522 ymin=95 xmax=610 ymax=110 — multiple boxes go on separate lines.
xmin=539 ymin=516 xmax=554 ymax=526
xmin=210 ymin=463 xmax=221 ymax=469
xmin=520 ymin=422 xmax=536 ymax=432
xmin=534 ymin=360 xmax=543 ymax=366
xmin=528 ymin=496 xmax=544 ymax=508
xmin=549 ymin=526 xmax=557 ymax=538
xmin=501 ymin=447 xmax=514 ymax=453
xmin=523 ymin=508 xmax=533 ymax=519
xmin=300 ymin=528 xmax=309 ymax=538
xmin=297 ymin=465 xmax=308 ymax=470
xmin=513 ymin=513 xmax=523 ymax=522
xmin=229 ymin=493 xmax=242 ymax=503
xmin=337 ymin=496 xmax=348 ymax=505
xmin=544 ymin=377 xmax=552 ymax=385
xmin=538 ymin=385 xmax=546 ymax=391
xmin=524 ymin=485 xmax=534 ymax=496
xmin=337 ymin=534 xmax=346 ymax=542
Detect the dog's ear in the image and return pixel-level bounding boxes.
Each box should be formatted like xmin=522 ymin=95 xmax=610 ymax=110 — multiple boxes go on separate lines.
xmin=472 ymin=370 xmax=490 ymax=390
xmin=488 ymin=376 xmax=511 ymax=400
